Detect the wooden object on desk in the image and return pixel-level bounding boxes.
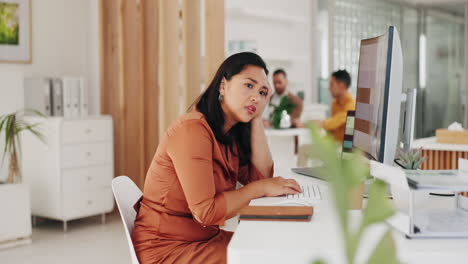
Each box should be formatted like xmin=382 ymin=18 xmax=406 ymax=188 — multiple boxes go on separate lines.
xmin=436 ymin=129 xmax=468 ymax=145
xmin=239 ymin=206 xmax=313 ymax=222
xmin=413 ymin=137 xmax=468 ymax=197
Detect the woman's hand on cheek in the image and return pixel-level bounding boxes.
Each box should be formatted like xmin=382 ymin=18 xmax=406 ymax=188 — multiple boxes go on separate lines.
xmin=252 ymin=111 xmax=264 ymax=122
xmin=253 ymin=103 xmax=268 ymax=121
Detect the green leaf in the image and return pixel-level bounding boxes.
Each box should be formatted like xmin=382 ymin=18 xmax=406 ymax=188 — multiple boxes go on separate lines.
xmin=311 ymin=260 xmax=327 ymax=264
xmin=308 ymin=124 xmax=399 ymax=264
xmin=278 ymin=96 xmax=296 ymax=114
xmin=0 ymin=110 xmax=46 ymax=166
xmin=365 ymin=230 xmax=399 ymax=264
xmin=362 ymin=179 xmax=395 ymax=228
xmin=28 ymin=127 xmax=46 ymax=144
xmin=4 ymin=115 xmax=13 ymax=153
xmin=413 ymin=157 xmax=426 ymax=169
xmin=270 ymin=97 xmax=298 ymax=128
xmin=23 ymin=108 xmax=45 ymax=117
xmin=309 ymin=124 xmax=350 ymax=233
xmin=342 ymin=155 xmax=368 ymax=187
xmin=401 ymin=154 xmax=409 ymax=164
xmin=0 ymin=115 xmax=7 ymax=132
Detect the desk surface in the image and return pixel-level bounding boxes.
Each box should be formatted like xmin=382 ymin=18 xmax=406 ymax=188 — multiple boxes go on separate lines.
xmin=265 ymin=128 xmax=311 ymax=137
xmin=227 ymin=168 xmax=468 ymax=264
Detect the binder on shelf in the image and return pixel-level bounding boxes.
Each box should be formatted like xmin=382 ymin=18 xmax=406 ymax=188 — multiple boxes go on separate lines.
xmin=60 ymin=78 xmax=73 ymax=118
xmin=71 ymin=79 xmax=81 ymax=117
xmin=79 ymin=78 xmax=88 ymax=117
xmin=24 ymin=77 xmax=53 ymax=116
xmin=51 ymin=78 xmax=63 ymax=116
xmin=62 ymin=77 xmax=81 ymax=118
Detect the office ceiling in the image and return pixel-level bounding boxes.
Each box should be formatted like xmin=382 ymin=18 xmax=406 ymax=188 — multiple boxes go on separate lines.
xmin=389 ymin=0 xmax=465 ymax=4
xmin=387 ymin=0 xmax=466 ymax=15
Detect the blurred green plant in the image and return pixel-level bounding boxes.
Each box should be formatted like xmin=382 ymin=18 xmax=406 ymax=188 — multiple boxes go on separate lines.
xmin=308 ymin=125 xmax=399 ymax=264
xmin=396 ymin=148 xmax=426 ymax=170
xmin=270 ymin=96 xmax=296 ymax=129
xmin=0 ymin=109 xmax=45 ymax=184
xmin=0 ymin=3 xmax=19 ymax=45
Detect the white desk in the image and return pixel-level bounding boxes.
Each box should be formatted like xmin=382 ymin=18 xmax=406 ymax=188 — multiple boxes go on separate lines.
xmin=265 ymin=128 xmax=311 ymax=168
xmin=265 ymin=128 xmax=311 ymax=137
xmin=227 ymin=168 xmax=468 ymax=264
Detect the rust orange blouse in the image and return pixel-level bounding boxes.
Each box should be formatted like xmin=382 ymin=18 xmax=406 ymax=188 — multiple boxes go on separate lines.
xmin=132 ymin=111 xmax=272 ymax=264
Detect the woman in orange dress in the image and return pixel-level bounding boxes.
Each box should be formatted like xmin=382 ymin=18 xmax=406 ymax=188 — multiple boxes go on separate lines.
xmin=131 ymin=52 xmax=302 ymax=264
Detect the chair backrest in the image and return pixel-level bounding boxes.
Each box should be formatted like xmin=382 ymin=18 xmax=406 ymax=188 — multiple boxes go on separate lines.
xmin=112 ymin=176 xmax=142 ymax=264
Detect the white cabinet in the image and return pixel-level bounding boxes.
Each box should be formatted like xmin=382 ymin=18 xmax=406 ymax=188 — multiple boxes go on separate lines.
xmin=0 ymin=184 xmax=32 ymax=249
xmin=21 ymin=116 xmax=114 ymax=231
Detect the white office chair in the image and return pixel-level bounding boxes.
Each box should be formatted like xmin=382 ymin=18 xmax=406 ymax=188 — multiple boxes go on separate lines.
xmin=111 ymin=176 xmax=142 ymax=264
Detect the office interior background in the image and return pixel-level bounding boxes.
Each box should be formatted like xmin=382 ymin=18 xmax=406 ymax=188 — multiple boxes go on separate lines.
xmin=0 ymin=0 xmax=467 ymax=263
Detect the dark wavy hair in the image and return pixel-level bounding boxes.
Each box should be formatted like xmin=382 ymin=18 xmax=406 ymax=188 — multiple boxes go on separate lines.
xmin=332 ymin=70 xmax=351 ymax=89
xmin=193 ymin=52 xmax=269 ymax=168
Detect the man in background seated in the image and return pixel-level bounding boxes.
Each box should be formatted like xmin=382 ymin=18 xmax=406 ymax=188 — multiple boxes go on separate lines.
xmin=320 ymin=70 xmax=356 ymax=142
xmin=262 ymin=69 xmax=303 ymax=127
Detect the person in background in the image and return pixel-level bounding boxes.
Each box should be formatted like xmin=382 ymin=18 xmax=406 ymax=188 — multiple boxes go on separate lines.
xmin=132 ymin=52 xmax=301 ymax=264
xmin=262 ymin=69 xmax=304 ymax=128
xmin=320 ymin=70 xmax=356 ymax=142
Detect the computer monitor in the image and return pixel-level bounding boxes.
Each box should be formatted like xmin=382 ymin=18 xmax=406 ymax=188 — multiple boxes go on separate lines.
xmin=342 ymin=110 xmax=355 ymax=153
xmin=353 ymin=26 xmax=403 ymax=165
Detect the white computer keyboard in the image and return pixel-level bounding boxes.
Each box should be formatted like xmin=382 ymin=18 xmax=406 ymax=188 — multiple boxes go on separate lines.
xmin=286 ymin=183 xmax=322 ymax=200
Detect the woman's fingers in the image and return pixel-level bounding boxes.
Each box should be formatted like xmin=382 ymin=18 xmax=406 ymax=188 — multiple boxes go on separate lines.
xmin=284 ymin=179 xmax=302 ymax=193
xmin=283 ymin=186 xmax=299 ymax=195
xmin=267 ymin=177 xmax=303 ymax=196
xmin=284 ymin=183 xmax=301 ymax=193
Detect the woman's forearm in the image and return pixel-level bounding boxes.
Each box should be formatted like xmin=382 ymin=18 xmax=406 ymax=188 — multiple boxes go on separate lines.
xmin=223 ymin=181 xmax=263 ymax=219
xmin=223 ymin=176 xmax=302 ymax=219
xmin=250 ymin=117 xmax=274 ymax=177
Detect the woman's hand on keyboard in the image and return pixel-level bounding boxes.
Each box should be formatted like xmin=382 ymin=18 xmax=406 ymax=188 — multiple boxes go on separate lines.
xmin=253 ymin=177 xmax=302 ymax=197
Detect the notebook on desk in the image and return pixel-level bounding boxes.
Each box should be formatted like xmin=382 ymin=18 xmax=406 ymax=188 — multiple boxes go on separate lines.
xmin=239 ymin=206 xmax=313 ymax=222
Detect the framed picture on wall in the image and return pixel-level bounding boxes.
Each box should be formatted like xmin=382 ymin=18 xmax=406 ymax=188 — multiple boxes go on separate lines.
xmin=0 ymin=0 xmax=31 ymax=63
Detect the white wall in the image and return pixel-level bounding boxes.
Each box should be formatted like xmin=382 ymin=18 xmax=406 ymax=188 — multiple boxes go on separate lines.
xmin=465 ymin=2 xmax=468 ymax=127
xmin=225 ymin=0 xmax=315 ymax=103
xmin=0 ymin=0 xmax=100 ymax=180
xmin=0 ymin=0 xmax=100 ymax=115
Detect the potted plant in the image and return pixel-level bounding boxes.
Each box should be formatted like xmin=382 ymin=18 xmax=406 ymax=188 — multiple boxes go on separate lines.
xmin=270 ymin=96 xmax=296 ymax=129
xmin=0 ymin=109 xmax=45 ymax=184
xmin=0 ymin=109 xmax=45 ymax=248
xmin=308 ymin=125 xmax=400 ymax=264
xmin=392 ymin=148 xmax=429 ymax=213
xmin=395 ymin=148 xmax=426 ymax=170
